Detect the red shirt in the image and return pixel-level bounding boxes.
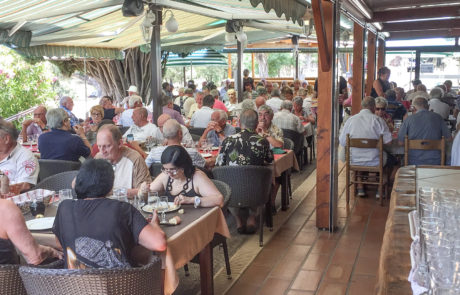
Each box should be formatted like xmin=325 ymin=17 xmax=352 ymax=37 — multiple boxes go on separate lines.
xmin=213 ymin=100 xmax=228 ymax=112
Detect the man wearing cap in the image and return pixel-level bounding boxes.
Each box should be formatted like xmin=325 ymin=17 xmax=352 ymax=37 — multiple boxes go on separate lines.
xmin=120 ymin=85 xmax=138 ymax=109
xmin=119 ymin=95 xmax=143 ymax=127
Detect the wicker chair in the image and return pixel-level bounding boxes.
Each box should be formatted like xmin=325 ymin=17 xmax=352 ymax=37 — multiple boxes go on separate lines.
xmin=282 ymin=129 xmax=304 ymax=170
xmin=0 ymin=264 xmax=27 ymax=295
xmin=188 ymin=127 xmax=206 ymax=136
xmin=35 ymin=171 xmax=78 ymax=198
xmin=191 ymin=133 xmax=201 ymax=142
xmin=149 ymin=163 xmax=163 ymax=178
xmin=283 ymin=138 xmax=294 ymax=199
xmin=19 ymin=257 xmax=162 ymax=295
xmin=212 ymin=165 xmax=272 ymax=246
xmin=37 ymin=159 xmax=81 ymax=183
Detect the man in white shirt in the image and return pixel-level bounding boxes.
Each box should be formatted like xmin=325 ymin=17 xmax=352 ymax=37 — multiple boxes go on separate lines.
xmin=0 ymin=119 xmax=39 ymax=193
xmin=190 ymin=95 xmax=215 ymax=128
xmin=273 ymin=100 xmax=305 ymax=134
xmin=265 ymin=88 xmax=283 ymax=113
xmin=429 ymin=87 xmax=450 ymax=120
xmin=123 ymin=107 xmax=162 ymax=142
xmin=175 ymin=88 xmax=194 ymax=115
xmin=186 ymin=91 xmax=204 ymax=119
xmin=157 ymin=114 xmax=193 ymax=146
xmin=120 ymin=85 xmax=138 ymax=108
xmin=119 ymin=95 xmax=143 ymax=127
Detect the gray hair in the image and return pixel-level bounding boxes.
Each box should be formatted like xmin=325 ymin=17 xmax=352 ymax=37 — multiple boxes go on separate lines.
xmin=413 ymin=97 xmax=429 ymax=110
xmin=0 ymin=118 xmax=19 ymax=140
xmin=210 ymin=89 xmax=220 ymax=99
xmin=297 ymin=88 xmax=308 ymax=97
xmin=271 ymin=88 xmax=281 ymax=98
xmin=272 ymin=82 xmax=279 ymax=89
xmin=46 ymin=108 xmax=68 ymax=129
xmin=160 ymin=94 xmax=172 ymax=107
xmin=241 ymin=99 xmax=255 ymax=111
xmin=216 ymin=109 xmax=227 ymax=121
xmin=430 ymin=87 xmax=444 ymax=99
xmin=59 ymin=96 xmax=71 ymax=107
xmin=257 ymin=87 xmax=268 ymax=95
xmin=258 ymin=104 xmax=274 ymax=117
xmin=184 ymin=88 xmax=194 ymax=95
xmin=240 ymin=109 xmax=258 ymax=129
xmin=281 ymin=100 xmax=293 ymax=111
xmin=375 ymin=97 xmax=388 ymax=108
xmin=162 ymin=119 xmax=181 ymax=139
xmin=98 ymin=124 xmax=122 ymax=142
xmin=242 ymin=92 xmax=252 ymax=100
xmin=293 ymin=96 xmax=303 ymax=106
xmin=361 ymin=96 xmax=376 ymax=109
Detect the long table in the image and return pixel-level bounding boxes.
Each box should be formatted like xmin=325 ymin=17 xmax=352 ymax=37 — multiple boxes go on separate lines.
xmin=376 ymin=166 xmax=460 ymax=295
xmin=30 ymin=202 xmax=230 ymax=295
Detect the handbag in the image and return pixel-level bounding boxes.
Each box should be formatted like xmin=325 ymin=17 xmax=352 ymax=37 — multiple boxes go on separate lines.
xmin=122 ymin=0 xmax=144 ymax=17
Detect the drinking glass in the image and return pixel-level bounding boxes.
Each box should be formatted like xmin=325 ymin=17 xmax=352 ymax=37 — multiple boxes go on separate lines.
xmin=113 ymin=188 xmax=128 ymax=202
xmin=30 ymin=197 xmax=45 ymax=217
xmin=59 ymin=189 xmax=72 ymax=203
xmin=148 ymin=191 xmax=159 ymax=211
xmin=207 ymin=138 xmax=214 ymax=151
xmin=159 ymin=196 xmax=169 ymax=223
xmin=135 ymin=194 xmax=146 ymax=210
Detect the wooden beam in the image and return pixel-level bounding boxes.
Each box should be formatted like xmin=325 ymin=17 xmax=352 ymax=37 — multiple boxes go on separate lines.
xmin=383 ymin=18 xmax=460 ymax=32
xmin=365 ymin=32 xmax=376 ymax=97
xmin=316 ymin=0 xmax=336 ymax=230
xmin=228 ymin=54 xmax=232 ymax=79
xmin=388 ymin=28 xmax=460 ymax=40
xmin=312 ymin=0 xmax=331 ymax=72
xmin=251 ymin=53 xmax=255 ymax=78
xmin=352 ymin=23 xmax=364 ymax=115
xmin=373 ymin=5 xmax=460 ymax=23
xmin=377 ymin=39 xmax=385 ymax=70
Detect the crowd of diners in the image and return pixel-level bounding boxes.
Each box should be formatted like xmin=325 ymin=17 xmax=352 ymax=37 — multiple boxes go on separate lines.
xmin=0 ymin=73 xmax=318 ymax=269
xmin=340 ymin=66 xmax=460 ymax=197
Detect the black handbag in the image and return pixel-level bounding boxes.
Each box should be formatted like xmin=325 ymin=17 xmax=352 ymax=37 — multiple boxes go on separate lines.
xmin=122 ymin=0 xmax=144 ymax=17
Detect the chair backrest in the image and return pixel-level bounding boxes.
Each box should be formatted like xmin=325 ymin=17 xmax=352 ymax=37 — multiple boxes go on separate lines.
xmin=35 ymin=171 xmax=79 ymax=197
xmin=19 ymin=256 xmax=162 ymax=295
xmin=0 ymin=264 xmax=27 ymax=295
xmin=189 ymin=127 xmax=206 ymax=136
xmin=345 ymin=134 xmax=384 ymax=169
xmin=404 ymin=135 xmax=445 ymax=166
xmin=212 ymin=165 xmax=272 ymax=208
xmin=281 ymin=129 xmax=303 ymax=154
xmin=149 ymin=163 xmax=163 ymax=178
xmin=37 ymin=159 xmax=81 ymax=183
xmin=119 ymin=126 xmax=130 ymax=135
xmin=283 ymin=138 xmax=295 ymax=150
xmin=191 ymin=133 xmax=201 ymax=142
xmin=211 ymin=179 xmax=231 ymax=211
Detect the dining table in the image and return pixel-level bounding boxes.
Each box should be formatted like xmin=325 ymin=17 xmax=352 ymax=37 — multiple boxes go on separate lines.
xmin=28 ymin=200 xmax=230 ymax=295
xmin=375 ymin=165 xmax=460 ymax=295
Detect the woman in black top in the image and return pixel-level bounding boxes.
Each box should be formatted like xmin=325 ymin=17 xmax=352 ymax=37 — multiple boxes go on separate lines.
xmin=371 ymin=67 xmax=392 ymax=98
xmin=148 ymin=145 xmax=223 ymax=208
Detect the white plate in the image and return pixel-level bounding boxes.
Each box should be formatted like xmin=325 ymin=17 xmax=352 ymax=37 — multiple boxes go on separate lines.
xmin=26 ymin=217 xmax=55 ymax=231
xmin=201 ymin=153 xmax=212 ymax=158
xmin=142 ymin=202 xmax=180 ymax=213
xmin=211 ymin=146 xmax=219 ymax=150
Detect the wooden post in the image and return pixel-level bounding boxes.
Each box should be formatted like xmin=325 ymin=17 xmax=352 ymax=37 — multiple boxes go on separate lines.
xmin=312 ymin=0 xmax=338 ymax=230
xmin=352 ymin=23 xmax=364 ymax=115
xmin=228 ymin=54 xmax=232 ymax=79
xmin=251 ymin=53 xmax=255 ymax=78
xmin=377 ymin=39 xmax=385 ymax=70
xmin=237 ymin=41 xmax=243 ymax=102
xmin=365 ymin=31 xmax=376 ymax=96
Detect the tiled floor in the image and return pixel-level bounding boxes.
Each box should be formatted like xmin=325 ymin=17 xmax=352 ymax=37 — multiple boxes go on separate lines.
xmin=225 ymin=168 xmax=389 ymax=295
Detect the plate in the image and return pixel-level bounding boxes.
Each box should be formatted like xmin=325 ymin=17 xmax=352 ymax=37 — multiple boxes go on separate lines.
xmin=201 ymin=153 xmax=212 ymax=158
xmin=26 ymin=217 xmax=55 ymax=231
xmin=142 ymin=202 xmax=180 ymax=213
xmin=211 ymin=146 xmax=219 ymax=151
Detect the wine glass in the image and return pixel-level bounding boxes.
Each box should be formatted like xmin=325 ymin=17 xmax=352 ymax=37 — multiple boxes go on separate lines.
xmin=207 ymin=138 xmax=214 ymax=152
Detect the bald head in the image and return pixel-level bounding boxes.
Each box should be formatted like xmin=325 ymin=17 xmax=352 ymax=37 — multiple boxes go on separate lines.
xmin=255 ymin=96 xmax=266 ymax=108
xmin=33 ymin=106 xmax=47 ymax=124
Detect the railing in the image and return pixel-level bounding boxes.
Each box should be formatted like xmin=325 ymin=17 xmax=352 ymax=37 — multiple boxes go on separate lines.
xmin=4 ymin=105 xmax=38 ymax=122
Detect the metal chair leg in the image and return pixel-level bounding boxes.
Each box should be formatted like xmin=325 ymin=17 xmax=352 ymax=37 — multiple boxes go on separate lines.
xmin=222 ymin=240 xmax=232 ymax=279
xmin=259 ymin=207 xmax=264 ymax=247
xmin=184 ymin=264 xmax=190 ymax=276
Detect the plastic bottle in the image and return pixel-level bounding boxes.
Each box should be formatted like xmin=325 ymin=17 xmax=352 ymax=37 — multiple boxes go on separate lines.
xmin=0 ymin=172 xmax=9 ymax=195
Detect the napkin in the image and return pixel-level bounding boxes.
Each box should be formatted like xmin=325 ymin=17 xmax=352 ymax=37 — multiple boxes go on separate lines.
xmin=272 ymin=148 xmax=287 ymax=154
xmin=408 ymin=237 xmax=429 ymax=295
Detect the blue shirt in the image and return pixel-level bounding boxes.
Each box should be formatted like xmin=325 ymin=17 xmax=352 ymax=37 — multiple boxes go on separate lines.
xmin=206 ymin=124 xmax=236 ymax=146
xmin=397 ymin=110 xmax=451 ymax=165
xmin=60 ymin=106 xmax=79 ymax=127
xmin=38 ymin=129 xmax=90 ymax=162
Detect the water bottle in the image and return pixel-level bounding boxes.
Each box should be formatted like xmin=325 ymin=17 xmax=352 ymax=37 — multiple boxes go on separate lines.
xmin=0 ymin=172 xmax=9 ymax=195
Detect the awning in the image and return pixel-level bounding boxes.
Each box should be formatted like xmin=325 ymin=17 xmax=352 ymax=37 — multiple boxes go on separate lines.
xmin=166 ymin=48 xmax=227 ymax=66
xmin=0 ymin=29 xmax=31 ymax=48
xmin=14 ymin=45 xmax=124 ymax=60
xmin=244 ymin=0 xmax=309 ymax=25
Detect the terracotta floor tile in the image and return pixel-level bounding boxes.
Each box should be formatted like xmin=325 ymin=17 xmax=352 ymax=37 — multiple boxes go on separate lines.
xmin=284 ymin=245 xmax=311 ymax=261
xmin=310 ymin=239 xmax=338 ymax=254
xmin=301 ymin=253 xmax=330 ymax=271
xmin=354 ymin=256 xmax=380 ymax=276
xmin=226 ymin=282 xmax=260 ymax=295
xmin=316 ymin=282 xmax=348 ymax=295
xmin=331 ymin=249 xmax=359 ymax=265
xmin=324 ymin=263 xmax=353 ymax=283
xmin=257 ymin=277 xmax=291 ymax=295
xmin=348 ymin=274 xmax=377 ymax=295
xmin=286 ymin=291 xmax=315 ymax=295
xmin=291 ymin=270 xmax=323 ymax=291
xmin=252 ymin=248 xmax=284 ymax=267
xmin=237 ymin=264 xmax=272 ymax=286
xmin=269 ymin=259 xmax=302 ymax=281
xmin=292 ymin=232 xmax=317 ymax=245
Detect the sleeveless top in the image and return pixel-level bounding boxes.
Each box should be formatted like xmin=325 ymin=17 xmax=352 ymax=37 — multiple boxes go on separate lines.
xmin=0 ymin=238 xmax=19 ymax=265
xmin=165 ymin=176 xmax=199 ymax=201
xmin=370 ymin=78 xmax=391 ymax=98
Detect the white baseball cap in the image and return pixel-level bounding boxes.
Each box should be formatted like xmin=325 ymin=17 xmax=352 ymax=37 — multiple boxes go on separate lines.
xmin=127 ymin=85 xmax=138 ymax=93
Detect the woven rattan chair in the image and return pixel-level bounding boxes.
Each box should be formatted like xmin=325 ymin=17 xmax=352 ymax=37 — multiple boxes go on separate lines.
xmin=282 ymin=138 xmax=295 ymax=198
xmin=283 ymin=138 xmax=294 ymax=150
xmin=191 ymin=133 xmax=201 ymax=142
xmin=188 ymin=127 xmax=206 ymax=136
xmin=37 ymin=159 xmax=81 ymax=183
xmin=35 ymin=171 xmax=78 ymax=198
xmin=0 ymin=264 xmax=27 ymax=295
xmin=282 ymin=129 xmax=304 ymax=170
xmin=212 ymin=165 xmax=272 ymax=246
xmin=149 ymin=163 xmax=163 ymax=178
xmin=19 ymin=256 xmax=162 ymax=295
xmin=404 ymin=135 xmax=445 ymax=166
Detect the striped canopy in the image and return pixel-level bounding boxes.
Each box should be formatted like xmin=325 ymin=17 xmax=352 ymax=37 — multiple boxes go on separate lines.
xmin=166 ymin=48 xmax=227 ymax=67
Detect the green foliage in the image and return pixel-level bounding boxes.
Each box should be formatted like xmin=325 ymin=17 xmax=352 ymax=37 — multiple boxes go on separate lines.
xmin=0 ymin=46 xmax=56 ymax=126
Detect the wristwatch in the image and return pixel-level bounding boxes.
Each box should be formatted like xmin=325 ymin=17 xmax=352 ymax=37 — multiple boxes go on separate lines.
xmin=194 ymin=196 xmax=201 ymax=208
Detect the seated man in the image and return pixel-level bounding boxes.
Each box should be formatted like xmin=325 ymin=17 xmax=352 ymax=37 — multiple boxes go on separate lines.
xmin=187 ymin=92 xmax=204 ymax=119
xmin=0 ymin=199 xmax=61 ymax=265
xmin=428 ymin=87 xmax=450 ymax=120
xmin=96 ymin=125 xmax=151 ymax=197
xmin=209 ymin=89 xmax=228 ymax=112
xmin=273 ymin=100 xmax=305 ymax=135
xmin=398 ymin=96 xmax=451 ymax=165
xmin=118 ymin=95 xmax=143 ymax=127
xmin=178 ymin=88 xmax=195 ymax=116
xmin=216 ymin=109 xmax=273 ymax=234
xmin=52 ymin=159 xmax=166 ymax=269
xmin=339 ymin=96 xmax=393 ymax=197
xmin=145 ymin=119 xmax=209 ymax=169
xmin=256 ymin=105 xmax=284 ymax=148
xmin=0 ymin=119 xmax=40 ymax=193
xmin=59 ymin=96 xmax=79 ymax=127
xmin=123 ymin=107 xmax=162 ymax=142
xmin=157 ymin=114 xmax=193 ymax=147
xmin=190 ymin=95 xmax=215 ymax=128
xmin=265 ymin=88 xmax=283 ymax=113
xmin=199 ymin=110 xmax=236 ymax=147
xmin=21 ymin=106 xmax=48 ymax=142
xmin=38 ymin=108 xmax=91 ymax=162
xmin=160 ymin=94 xmax=185 ymax=125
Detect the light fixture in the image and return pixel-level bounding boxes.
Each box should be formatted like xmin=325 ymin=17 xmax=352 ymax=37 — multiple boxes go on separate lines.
xmin=349 ymin=0 xmax=372 ymax=19
xmin=164 ymin=10 xmax=178 ymax=33
xmin=225 ymin=32 xmax=235 ymax=43
xmin=140 ymin=10 xmax=155 ymax=44
xmin=235 ymin=29 xmax=247 ymax=43
xmin=373 ymin=22 xmax=383 ymax=31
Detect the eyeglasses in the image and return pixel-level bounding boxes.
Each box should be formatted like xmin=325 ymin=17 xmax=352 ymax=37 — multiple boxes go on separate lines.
xmin=375 ymin=108 xmax=386 ymax=111
xmin=91 ymin=113 xmax=102 ymax=117
xmin=161 ymin=167 xmax=180 ymax=175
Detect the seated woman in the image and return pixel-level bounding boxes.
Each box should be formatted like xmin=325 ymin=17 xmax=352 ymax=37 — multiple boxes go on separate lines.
xmin=148 ymin=145 xmax=223 ymax=208
xmin=225 ymin=89 xmax=238 ymax=116
xmin=0 ymin=199 xmax=61 ymax=265
xmin=375 ymin=97 xmax=394 ymax=132
xmin=52 ymin=159 xmax=166 ymax=269
xmin=84 ymin=105 xmax=104 ymax=145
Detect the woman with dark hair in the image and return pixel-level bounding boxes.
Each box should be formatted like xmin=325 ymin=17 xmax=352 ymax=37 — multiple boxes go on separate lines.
xmin=371 ymin=67 xmax=391 ymax=98
xmin=52 ymin=159 xmax=166 ymax=269
xmin=148 ymin=145 xmax=223 ymax=208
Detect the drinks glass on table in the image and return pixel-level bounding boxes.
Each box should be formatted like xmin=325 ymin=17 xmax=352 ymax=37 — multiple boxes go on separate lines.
xmin=148 ymin=191 xmax=159 ymax=208
xmin=58 ymin=189 xmax=73 ymax=203
xmin=30 ymin=196 xmax=45 ymax=217
xmin=159 ymin=196 xmax=169 ymax=223
xmin=114 ymin=188 xmax=128 ymax=202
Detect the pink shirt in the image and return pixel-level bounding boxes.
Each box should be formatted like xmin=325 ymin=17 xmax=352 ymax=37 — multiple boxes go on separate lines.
xmin=213 ymin=99 xmax=228 ymax=112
